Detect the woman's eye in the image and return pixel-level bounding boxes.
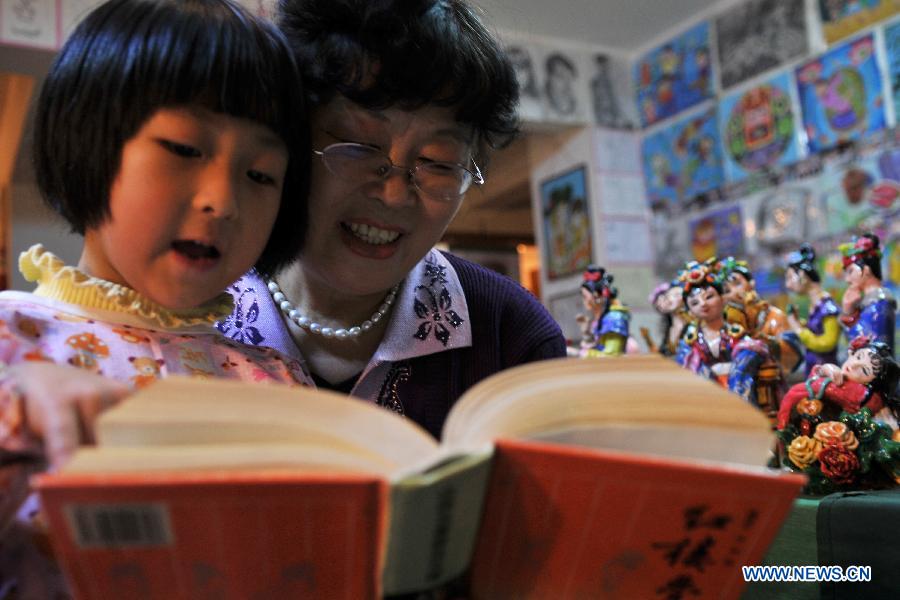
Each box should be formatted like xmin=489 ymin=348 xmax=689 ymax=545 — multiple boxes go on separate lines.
xmin=160 ymin=140 xmax=201 ymax=158
xmin=247 ymin=170 xmax=277 ymax=186
xmin=421 ymin=161 xmax=458 ymax=174
xmin=326 ymin=131 xmax=381 ymax=150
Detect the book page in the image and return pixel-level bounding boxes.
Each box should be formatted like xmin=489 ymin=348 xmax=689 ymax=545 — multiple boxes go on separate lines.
xmin=442 ymin=356 xmax=774 ymax=465
xmin=93 ymin=377 xmax=439 ymax=474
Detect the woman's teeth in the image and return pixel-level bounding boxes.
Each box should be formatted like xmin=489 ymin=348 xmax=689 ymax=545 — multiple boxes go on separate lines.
xmin=347 ymin=223 xmax=400 ymax=245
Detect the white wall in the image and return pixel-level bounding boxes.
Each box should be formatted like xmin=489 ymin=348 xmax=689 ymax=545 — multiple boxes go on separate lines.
xmin=9 ymin=183 xmax=80 ymax=291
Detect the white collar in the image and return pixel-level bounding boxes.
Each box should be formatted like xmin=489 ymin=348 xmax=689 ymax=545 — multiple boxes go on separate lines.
xmin=368 ymin=248 xmax=472 ymax=367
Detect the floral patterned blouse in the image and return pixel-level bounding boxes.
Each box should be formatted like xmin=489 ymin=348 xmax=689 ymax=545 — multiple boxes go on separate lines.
xmin=0 ymin=245 xmax=312 ymax=598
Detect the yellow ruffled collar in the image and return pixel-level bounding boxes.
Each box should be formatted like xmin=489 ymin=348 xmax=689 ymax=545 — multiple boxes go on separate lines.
xmin=19 ymin=244 xmax=234 ymax=329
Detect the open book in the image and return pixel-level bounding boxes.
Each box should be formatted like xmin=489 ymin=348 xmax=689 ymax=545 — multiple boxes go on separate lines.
xmin=36 ymin=355 xmax=805 ymax=599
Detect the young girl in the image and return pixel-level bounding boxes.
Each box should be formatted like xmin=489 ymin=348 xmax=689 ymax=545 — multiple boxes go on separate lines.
xmin=0 ymin=0 xmax=310 ymax=595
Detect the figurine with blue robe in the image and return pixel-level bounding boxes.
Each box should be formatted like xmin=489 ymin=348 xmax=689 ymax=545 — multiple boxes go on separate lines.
xmin=839 ymin=233 xmax=896 ymax=356
xmin=785 ymin=243 xmax=841 ymax=378
xmin=577 ymin=265 xmax=630 ymax=357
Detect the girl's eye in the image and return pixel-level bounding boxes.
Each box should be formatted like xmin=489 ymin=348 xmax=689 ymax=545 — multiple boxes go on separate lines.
xmin=247 ymin=170 xmax=277 ymax=186
xmin=160 ymin=140 xmax=201 ymax=158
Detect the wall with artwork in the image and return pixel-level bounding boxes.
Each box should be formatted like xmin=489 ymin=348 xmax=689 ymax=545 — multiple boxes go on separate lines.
xmin=516 ymin=0 xmax=900 ymax=349
xmin=633 ymin=0 xmax=900 ymax=352
xmin=500 ymin=30 xmax=638 ymax=130
xmin=527 ymin=124 xmax=657 ymax=345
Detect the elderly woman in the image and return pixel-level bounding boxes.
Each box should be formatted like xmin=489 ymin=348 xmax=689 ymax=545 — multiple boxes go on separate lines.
xmin=216 ymin=0 xmax=567 ymax=438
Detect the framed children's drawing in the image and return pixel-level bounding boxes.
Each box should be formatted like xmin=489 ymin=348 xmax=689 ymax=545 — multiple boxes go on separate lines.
xmin=539 ymin=165 xmax=592 ymax=280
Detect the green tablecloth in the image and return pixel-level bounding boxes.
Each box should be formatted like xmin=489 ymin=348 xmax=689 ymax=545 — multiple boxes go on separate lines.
xmin=742 ymin=490 xmax=900 ymax=600
xmin=741 ymin=498 xmax=820 ymax=599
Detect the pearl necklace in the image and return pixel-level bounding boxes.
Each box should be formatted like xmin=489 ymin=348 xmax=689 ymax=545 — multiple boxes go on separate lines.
xmin=266 ymin=278 xmax=400 ymax=340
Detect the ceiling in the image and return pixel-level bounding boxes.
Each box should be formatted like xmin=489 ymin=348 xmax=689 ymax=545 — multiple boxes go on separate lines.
xmin=474 ymin=0 xmax=722 ymax=52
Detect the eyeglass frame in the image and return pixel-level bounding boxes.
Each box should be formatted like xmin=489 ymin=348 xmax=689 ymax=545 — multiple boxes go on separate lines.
xmin=312 ymin=142 xmax=485 ymax=201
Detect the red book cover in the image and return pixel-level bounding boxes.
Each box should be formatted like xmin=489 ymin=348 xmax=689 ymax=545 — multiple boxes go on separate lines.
xmin=470 ymin=438 xmax=805 ymax=600
xmin=36 ymin=471 xmax=386 ymax=600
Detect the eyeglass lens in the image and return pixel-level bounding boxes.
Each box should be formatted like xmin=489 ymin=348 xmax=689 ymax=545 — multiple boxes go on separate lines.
xmin=319 ymin=144 xmax=474 ymax=200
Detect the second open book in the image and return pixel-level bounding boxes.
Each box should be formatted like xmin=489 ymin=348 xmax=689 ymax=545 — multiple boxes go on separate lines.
xmin=38 ymin=355 xmax=804 ymax=599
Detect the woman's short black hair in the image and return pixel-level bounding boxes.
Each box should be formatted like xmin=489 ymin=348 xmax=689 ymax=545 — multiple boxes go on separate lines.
xmin=276 ymin=0 xmax=519 ymax=155
xmin=33 ymin=0 xmax=310 ymax=275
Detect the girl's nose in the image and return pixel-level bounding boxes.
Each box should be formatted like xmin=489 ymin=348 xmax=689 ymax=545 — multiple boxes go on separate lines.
xmin=197 ymin=164 xmax=239 ymax=219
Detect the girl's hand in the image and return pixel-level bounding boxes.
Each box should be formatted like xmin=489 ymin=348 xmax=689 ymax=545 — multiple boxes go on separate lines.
xmin=8 ymin=363 xmax=129 ymax=470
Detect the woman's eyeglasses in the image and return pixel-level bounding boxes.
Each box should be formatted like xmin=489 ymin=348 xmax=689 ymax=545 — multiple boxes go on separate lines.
xmin=313 ymin=143 xmax=484 ymax=202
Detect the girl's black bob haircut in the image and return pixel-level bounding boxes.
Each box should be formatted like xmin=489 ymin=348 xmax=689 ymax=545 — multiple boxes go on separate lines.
xmin=277 ymin=0 xmax=520 ymax=156
xmin=33 ymin=0 xmax=309 ymax=276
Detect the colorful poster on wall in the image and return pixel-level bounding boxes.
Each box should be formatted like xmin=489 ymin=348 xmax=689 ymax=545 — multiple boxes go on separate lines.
xmin=819 ymin=0 xmax=900 ymax=44
xmin=633 ymin=21 xmax=713 ymax=127
xmin=795 ymin=35 xmax=886 ymax=153
xmin=818 ymin=151 xmax=900 ymax=236
xmin=715 ymin=0 xmax=807 ymax=90
xmin=540 ymin=165 xmax=592 ymax=280
xmin=885 ymin=20 xmax=900 ymax=122
xmin=641 ymin=108 xmax=724 ymax=208
xmin=689 ymin=205 xmax=745 ymax=262
xmin=719 ymin=73 xmax=801 ymax=182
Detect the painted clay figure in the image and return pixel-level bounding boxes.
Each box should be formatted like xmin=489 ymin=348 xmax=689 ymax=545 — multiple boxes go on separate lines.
xmin=776 ymin=336 xmax=900 ymax=493
xmin=576 ymin=265 xmax=630 ymax=357
xmin=839 ymin=233 xmax=896 ymax=355
xmin=784 ymin=244 xmax=841 ymax=378
xmin=646 ymin=280 xmax=690 ymax=356
xmin=777 ymin=336 xmax=899 ymax=430
xmin=675 ymin=260 xmax=768 ymax=404
xmin=718 ymin=257 xmax=802 ymax=368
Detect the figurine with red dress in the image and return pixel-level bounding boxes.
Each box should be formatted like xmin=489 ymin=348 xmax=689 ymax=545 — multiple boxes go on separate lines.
xmin=777 ymin=335 xmax=900 ymax=493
